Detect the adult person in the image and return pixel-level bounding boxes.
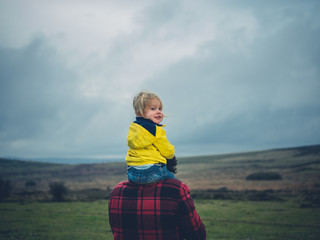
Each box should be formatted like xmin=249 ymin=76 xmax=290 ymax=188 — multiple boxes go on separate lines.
xmin=108 ymin=173 xmax=206 ymax=239
xmin=108 ymin=90 xmax=206 ymax=239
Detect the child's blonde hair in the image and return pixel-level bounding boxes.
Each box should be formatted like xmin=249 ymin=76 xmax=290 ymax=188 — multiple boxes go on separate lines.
xmin=133 ymin=91 xmax=163 ymax=118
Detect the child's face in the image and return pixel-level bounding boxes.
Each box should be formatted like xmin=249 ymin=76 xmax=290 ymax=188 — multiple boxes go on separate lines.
xmin=143 ymin=99 xmax=163 ymax=124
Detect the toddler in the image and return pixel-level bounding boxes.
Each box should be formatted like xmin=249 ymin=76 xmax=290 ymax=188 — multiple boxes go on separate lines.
xmin=126 ymin=90 xmax=176 ymax=184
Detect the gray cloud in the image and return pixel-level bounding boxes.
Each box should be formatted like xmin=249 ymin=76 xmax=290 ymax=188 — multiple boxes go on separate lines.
xmin=146 ymin=2 xmax=320 ymax=154
xmin=0 ymin=1 xmax=319 ymax=160
xmin=0 ymin=37 xmax=129 ymax=158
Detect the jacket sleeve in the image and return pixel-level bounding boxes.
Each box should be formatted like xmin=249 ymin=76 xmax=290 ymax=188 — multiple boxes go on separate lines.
xmin=177 ymin=183 xmax=206 ymax=240
xmin=153 ymin=126 xmax=175 ymax=159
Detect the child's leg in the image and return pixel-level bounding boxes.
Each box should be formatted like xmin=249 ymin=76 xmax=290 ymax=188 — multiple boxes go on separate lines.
xmin=158 ymin=165 xmax=176 ymax=180
xmin=127 ymin=164 xmax=175 ymax=184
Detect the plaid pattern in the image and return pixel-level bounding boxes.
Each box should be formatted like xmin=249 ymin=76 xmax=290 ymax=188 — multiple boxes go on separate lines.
xmin=108 ymin=178 xmax=206 ymax=240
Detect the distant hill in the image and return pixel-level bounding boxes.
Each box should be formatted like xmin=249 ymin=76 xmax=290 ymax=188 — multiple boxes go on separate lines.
xmin=1 ymin=145 xmax=319 ymax=198
xmin=177 ymin=144 xmax=320 ymax=191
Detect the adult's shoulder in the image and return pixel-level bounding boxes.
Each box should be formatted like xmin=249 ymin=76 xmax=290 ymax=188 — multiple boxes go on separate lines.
xmin=111 ymin=181 xmax=130 ymax=191
xmin=159 ymin=178 xmax=191 ymax=193
xmin=111 ymin=179 xmax=190 ymax=193
xmin=160 ymin=178 xmax=182 ymax=185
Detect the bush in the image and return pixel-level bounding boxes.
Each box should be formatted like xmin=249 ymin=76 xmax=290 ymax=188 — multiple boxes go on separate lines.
xmin=0 ymin=178 xmax=12 ymax=200
xmin=25 ymin=180 xmax=37 ymax=187
xmin=246 ymin=172 xmax=282 ymax=181
xmin=49 ymin=182 xmax=68 ymax=201
xmin=245 ymin=190 xmax=282 ymax=201
xmin=71 ymin=188 xmax=108 ymax=201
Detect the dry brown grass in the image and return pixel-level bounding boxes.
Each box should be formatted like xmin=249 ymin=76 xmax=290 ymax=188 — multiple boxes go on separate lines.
xmin=1 ymin=145 xmax=319 ymax=199
xmin=176 ymin=145 xmax=320 ymax=192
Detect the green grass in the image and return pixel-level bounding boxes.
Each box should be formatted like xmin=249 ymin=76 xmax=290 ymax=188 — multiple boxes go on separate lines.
xmin=196 ymin=199 xmax=320 ymax=240
xmin=1 ymin=199 xmax=319 ymax=240
xmin=0 ymin=200 xmax=112 ymax=240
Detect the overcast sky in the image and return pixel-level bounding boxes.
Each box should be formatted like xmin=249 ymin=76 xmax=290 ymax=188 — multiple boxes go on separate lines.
xmin=1 ymin=0 xmax=319 ymax=162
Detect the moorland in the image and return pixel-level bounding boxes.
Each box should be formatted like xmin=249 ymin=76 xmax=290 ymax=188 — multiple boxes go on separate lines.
xmin=1 ymin=144 xmax=320 ymax=239
xmin=1 ymin=144 xmax=320 ymax=201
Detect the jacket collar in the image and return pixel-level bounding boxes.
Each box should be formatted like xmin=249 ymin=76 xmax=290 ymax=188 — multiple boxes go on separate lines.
xmin=135 ymin=117 xmax=163 ymax=126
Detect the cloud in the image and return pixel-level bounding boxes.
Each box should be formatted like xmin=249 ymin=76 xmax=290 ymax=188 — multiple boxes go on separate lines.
xmin=146 ymin=1 xmax=320 ymax=153
xmin=0 ymin=0 xmax=319 ymax=160
xmin=0 ymin=37 xmax=129 ymax=158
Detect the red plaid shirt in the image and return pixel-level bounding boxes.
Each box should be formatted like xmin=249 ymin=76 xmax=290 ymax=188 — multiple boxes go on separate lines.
xmin=108 ymin=178 xmax=206 ymax=240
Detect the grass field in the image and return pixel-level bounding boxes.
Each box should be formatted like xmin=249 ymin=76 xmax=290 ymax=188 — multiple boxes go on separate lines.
xmin=1 ymin=144 xmax=320 ymax=239
xmin=0 ymin=201 xmax=110 ymax=240
xmin=1 ymin=198 xmax=319 ymax=240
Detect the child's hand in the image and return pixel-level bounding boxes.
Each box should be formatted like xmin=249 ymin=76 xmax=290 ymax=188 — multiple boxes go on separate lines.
xmin=166 ymin=156 xmax=177 ymax=174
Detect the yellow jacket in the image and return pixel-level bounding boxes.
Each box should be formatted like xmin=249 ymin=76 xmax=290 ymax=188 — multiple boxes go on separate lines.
xmin=125 ymin=119 xmax=175 ymax=166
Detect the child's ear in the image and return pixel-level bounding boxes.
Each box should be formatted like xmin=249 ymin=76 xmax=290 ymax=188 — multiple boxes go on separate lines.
xmin=136 ymin=111 xmax=142 ymax=117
